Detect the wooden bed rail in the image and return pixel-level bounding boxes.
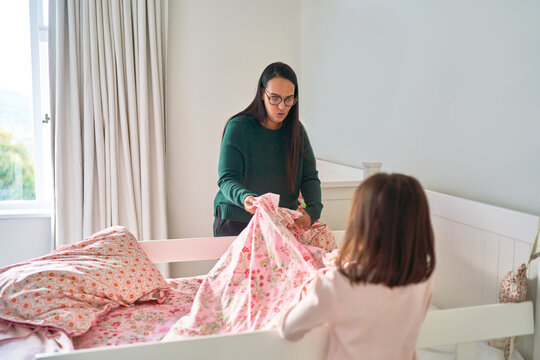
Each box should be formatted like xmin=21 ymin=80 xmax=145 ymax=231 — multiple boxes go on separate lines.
xmin=37 ymin=301 xmax=534 ymax=360
xmin=138 ymin=231 xmax=346 ymax=264
xmin=139 ymin=236 xmax=237 ymax=263
xmin=37 ymin=230 xmax=535 ymax=360
xmin=417 ymin=301 xmax=534 ymax=359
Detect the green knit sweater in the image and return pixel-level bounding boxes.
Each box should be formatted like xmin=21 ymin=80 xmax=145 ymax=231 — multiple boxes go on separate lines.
xmin=213 ymin=115 xmax=322 ymax=224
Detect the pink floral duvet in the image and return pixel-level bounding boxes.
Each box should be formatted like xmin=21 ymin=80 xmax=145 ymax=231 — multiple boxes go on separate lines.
xmin=75 ymin=193 xmax=336 ymax=348
xmin=73 ymin=277 xmax=202 ymax=348
xmin=0 ymin=227 xmax=169 ymax=339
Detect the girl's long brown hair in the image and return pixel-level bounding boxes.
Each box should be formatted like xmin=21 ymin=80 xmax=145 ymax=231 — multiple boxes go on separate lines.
xmin=337 ymin=173 xmax=435 ymax=287
xmin=224 ymin=62 xmax=303 ymax=192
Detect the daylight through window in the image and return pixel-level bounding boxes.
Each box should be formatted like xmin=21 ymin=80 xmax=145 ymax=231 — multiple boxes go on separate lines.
xmin=0 ymin=0 xmax=51 ymax=211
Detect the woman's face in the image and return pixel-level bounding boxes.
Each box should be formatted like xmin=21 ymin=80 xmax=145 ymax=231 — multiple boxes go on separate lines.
xmin=261 ymin=77 xmax=296 ymax=130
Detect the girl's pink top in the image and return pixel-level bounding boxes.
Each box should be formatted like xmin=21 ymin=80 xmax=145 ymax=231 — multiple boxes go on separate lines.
xmin=279 ymin=268 xmax=433 ymax=360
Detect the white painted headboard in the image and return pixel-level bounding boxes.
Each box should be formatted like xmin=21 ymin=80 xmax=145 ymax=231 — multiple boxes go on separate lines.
xmin=33 ymin=187 xmax=539 ymax=360
xmin=318 ymin=159 xmax=539 ymax=358
xmin=426 ymin=190 xmax=539 ymax=360
xmin=174 ymin=158 xmax=540 ymax=358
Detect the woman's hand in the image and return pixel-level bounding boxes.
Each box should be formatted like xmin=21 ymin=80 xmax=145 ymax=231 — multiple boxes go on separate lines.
xmin=295 ymin=208 xmax=311 ymax=229
xmin=243 ymin=195 xmax=256 ymax=214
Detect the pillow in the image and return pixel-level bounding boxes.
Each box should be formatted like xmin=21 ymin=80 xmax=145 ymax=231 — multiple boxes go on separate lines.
xmin=0 ymin=226 xmax=169 ymax=336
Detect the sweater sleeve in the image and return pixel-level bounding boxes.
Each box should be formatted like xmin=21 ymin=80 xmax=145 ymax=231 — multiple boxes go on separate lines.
xmin=278 ymin=272 xmax=334 ymax=341
xmin=299 ymin=129 xmax=323 ymax=223
xmin=217 ymin=119 xmax=256 ymax=208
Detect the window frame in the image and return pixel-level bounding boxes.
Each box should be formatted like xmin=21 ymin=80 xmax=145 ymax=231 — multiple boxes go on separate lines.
xmin=0 ymin=0 xmax=51 ymax=214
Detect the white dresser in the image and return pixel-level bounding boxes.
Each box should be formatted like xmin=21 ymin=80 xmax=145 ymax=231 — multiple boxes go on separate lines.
xmin=316 ymin=160 xmax=365 ymax=231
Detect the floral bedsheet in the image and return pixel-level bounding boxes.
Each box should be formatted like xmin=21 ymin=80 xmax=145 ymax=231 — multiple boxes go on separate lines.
xmin=163 ymin=193 xmax=336 ymax=340
xmin=73 ymin=277 xmax=202 ymax=348
xmin=74 ymin=193 xmax=336 ymax=348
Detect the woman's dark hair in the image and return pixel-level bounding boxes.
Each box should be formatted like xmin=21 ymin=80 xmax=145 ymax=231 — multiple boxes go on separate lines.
xmin=337 ymin=173 xmax=436 ymax=287
xmin=224 ymin=62 xmax=303 ymax=192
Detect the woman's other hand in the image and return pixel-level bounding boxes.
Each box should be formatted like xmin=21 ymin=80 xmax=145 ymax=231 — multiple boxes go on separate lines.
xmin=295 ymin=208 xmax=311 ymax=229
xmin=244 ymin=195 xmax=256 ymax=214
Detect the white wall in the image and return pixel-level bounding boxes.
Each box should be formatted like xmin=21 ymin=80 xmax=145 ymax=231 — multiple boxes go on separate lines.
xmin=1 ymin=1 xmax=301 ymax=271
xmin=301 ymin=0 xmax=540 ymax=216
xmin=0 ymin=216 xmax=52 ymax=267
xmin=166 ymin=1 xmax=301 ymax=274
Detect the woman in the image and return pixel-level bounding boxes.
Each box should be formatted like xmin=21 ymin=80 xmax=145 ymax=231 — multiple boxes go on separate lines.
xmin=213 ymin=62 xmax=322 ymax=237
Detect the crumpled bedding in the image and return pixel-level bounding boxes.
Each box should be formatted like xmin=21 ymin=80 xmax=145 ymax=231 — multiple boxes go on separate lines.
xmin=0 ymin=192 xmax=336 ymax=357
xmin=0 ymin=226 xmax=169 ymax=338
xmin=0 ymin=322 xmax=73 ymax=360
xmin=72 ymin=276 xmax=204 ymax=349
xmin=163 ymin=193 xmax=336 ymax=340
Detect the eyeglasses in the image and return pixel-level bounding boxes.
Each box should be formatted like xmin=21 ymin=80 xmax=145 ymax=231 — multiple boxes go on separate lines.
xmin=264 ymin=89 xmax=297 ymax=107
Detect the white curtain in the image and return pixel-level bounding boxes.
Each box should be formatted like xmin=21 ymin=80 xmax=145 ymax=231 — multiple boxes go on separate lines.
xmin=48 ymin=0 xmax=168 ymax=252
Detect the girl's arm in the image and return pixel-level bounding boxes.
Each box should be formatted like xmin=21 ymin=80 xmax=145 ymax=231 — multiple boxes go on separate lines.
xmin=278 ymin=273 xmax=334 ymax=341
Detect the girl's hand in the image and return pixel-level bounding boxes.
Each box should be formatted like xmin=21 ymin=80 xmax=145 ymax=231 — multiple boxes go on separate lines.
xmin=244 ymin=195 xmax=256 ymax=214
xmin=295 ymin=208 xmax=311 ymax=229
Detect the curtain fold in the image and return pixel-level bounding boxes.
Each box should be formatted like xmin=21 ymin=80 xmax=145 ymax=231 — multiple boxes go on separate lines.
xmin=49 ymin=0 xmax=168 ymax=259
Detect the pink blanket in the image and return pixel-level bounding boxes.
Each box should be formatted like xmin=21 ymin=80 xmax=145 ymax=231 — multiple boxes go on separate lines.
xmin=0 ymin=227 xmax=169 ymax=338
xmin=163 ymin=193 xmax=336 ymax=340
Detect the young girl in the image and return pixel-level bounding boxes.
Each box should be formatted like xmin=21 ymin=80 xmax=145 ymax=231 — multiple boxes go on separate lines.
xmin=279 ymin=173 xmax=436 ymax=360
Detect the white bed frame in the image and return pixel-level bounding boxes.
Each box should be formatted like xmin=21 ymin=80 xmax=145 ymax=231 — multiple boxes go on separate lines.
xmin=37 ymin=190 xmax=538 ymax=360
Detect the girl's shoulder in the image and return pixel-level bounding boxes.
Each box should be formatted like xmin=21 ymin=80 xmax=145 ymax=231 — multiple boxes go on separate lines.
xmin=322 ymin=267 xmax=433 ymax=294
xmin=316 ymin=267 xmax=344 ymax=288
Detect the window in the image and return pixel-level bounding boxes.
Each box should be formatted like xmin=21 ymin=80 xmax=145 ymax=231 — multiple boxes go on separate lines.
xmin=0 ymin=0 xmax=51 ymax=212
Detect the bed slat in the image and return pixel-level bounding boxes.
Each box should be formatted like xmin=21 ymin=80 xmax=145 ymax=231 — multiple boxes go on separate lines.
xmin=139 ymin=236 xmax=236 ymax=263
xmin=37 ymin=302 xmax=534 ymax=360
xmin=456 ymin=342 xmax=476 ymax=360
xmin=139 ymin=231 xmax=346 ymax=264
xmin=37 ymin=326 xmax=330 ymax=360
xmin=416 ymin=302 xmax=534 ymax=348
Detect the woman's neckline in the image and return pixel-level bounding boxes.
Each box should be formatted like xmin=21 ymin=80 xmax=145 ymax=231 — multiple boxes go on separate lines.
xmin=253 ymin=116 xmax=284 ymax=132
